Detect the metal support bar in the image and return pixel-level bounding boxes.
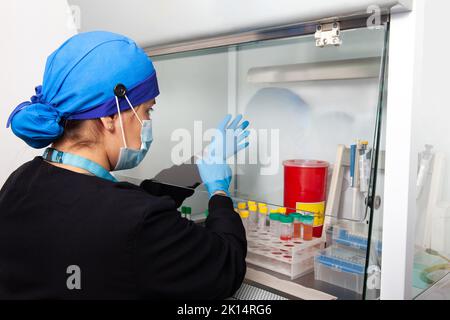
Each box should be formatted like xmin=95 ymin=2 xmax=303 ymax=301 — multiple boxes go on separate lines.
xmin=145 ymin=14 xmax=389 ymax=57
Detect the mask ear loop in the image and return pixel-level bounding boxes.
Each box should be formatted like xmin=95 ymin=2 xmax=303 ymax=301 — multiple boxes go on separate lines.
xmin=124 ymin=95 xmax=143 ymax=126
xmin=115 ymin=96 xmax=128 ymax=149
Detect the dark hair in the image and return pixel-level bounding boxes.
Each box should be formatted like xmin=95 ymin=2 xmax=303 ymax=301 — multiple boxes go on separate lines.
xmin=53 ymin=119 xmax=104 ymax=150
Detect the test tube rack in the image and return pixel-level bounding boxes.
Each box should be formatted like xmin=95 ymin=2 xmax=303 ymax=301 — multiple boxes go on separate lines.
xmin=245 ymin=229 xmax=326 ymax=280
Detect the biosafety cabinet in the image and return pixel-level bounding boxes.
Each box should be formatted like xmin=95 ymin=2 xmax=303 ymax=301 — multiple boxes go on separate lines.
xmin=71 ymin=0 xmax=450 ymax=300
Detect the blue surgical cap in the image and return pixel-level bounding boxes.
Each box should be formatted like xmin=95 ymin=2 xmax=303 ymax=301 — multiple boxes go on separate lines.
xmin=7 ymin=31 xmax=159 ymax=149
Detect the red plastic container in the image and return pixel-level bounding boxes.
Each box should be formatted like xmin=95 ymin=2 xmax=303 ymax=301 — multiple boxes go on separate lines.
xmin=283 ymin=160 xmax=329 ymax=237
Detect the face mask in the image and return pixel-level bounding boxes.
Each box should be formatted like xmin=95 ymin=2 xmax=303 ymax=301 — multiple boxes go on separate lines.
xmin=112 ymin=95 xmax=153 ymax=171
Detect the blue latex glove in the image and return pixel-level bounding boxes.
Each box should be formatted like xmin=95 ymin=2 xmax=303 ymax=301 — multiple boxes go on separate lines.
xmin=196 ymin=161 xmax=233 ymax=197
xmin=202 ymin=114 xmax=250 ymax=165
xmin=196 ymin=114 xmax=250 ymax=197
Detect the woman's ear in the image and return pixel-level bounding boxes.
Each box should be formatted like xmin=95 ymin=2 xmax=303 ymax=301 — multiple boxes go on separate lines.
xmin=100 ymin=116 xmax=116 ymax=133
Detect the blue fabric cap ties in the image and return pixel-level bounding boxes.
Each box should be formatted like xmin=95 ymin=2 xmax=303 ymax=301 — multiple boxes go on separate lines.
xmin=7 ymin=85 xmax=64 ymax=149
xmin=6 ymin=86 xmax=60 ymax=128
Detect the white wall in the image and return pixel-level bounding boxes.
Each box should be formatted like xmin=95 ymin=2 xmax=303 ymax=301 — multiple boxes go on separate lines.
xmin=0 ymin=0 xmax=76 ymax=186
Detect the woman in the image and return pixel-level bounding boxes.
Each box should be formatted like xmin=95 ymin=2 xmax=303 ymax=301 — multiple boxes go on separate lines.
xmin=0 ymin=31 xmax=249 ymax=299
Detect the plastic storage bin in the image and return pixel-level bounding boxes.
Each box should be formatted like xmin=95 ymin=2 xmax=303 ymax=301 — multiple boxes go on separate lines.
xmin=314 ymin=246 xmax=366 ymax=294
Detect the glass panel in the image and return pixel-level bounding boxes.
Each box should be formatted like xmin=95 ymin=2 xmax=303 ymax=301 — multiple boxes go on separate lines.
xmin=123 ymin=46 xmax=231 ymax=182
xmin=412 ymin=162 xmax=450 ymax=297
xmin=362 ymin=23 xmax=389 ymax=300
xmin=411 ymin=49 xmax=450 ymax=300
xmin=121 ymin=27 xmax=386 ymax=213
xmin=116 ymin=24 xmax=389 ymax=300
xmin=233 ymin=28 xmax=386 ymax=221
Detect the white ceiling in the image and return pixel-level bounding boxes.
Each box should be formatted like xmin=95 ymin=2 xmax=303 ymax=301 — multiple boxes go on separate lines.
xmin=68 ymin=0 xmax=412 ymax=49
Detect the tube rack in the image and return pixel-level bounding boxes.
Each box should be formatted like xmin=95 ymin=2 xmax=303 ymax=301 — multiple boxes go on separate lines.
xmin=246 ymin=228 xmax=326 ymax=280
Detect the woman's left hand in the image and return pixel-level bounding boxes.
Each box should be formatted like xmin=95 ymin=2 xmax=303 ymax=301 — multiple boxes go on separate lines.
xmin=201 ymin=114 xmax=250 ymax=164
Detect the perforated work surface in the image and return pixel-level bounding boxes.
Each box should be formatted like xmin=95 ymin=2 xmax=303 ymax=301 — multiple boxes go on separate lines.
xmin=232 ymin=283 xmax=288 ymax=300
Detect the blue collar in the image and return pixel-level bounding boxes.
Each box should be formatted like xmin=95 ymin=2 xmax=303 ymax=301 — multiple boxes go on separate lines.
xmin=43 ymin=148 xmax=118 ymax=183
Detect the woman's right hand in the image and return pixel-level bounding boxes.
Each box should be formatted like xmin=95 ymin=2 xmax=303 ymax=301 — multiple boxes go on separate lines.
xmin=195 ymin=160 xmax=233 ymax=197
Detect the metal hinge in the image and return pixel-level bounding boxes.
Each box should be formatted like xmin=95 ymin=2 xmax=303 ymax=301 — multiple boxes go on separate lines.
xmin=315 ymin=22 xmax=342 ymax=47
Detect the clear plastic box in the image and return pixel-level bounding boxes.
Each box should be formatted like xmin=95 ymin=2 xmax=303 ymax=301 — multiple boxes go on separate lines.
xmin=246 ymin=229 xmax=325 ymax=280
xmin=314 ymin=259 xmax=365 ymax=294
xmin=332 ymin=225 xmax=382 ymax=254
xmin=314 ymin=246 xmax=366 ymax=294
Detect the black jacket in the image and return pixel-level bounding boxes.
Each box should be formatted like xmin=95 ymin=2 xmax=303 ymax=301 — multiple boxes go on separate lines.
xmin=0 ymin=157 xmax=247 ymax=299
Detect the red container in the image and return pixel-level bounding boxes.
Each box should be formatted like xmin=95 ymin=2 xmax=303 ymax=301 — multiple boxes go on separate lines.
xmin=283 ymin=160 xmax=329 ymax=237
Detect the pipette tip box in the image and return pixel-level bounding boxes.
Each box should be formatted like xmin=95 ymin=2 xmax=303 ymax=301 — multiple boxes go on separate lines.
xmin=314 ymin=245 xmax=366 ymax=294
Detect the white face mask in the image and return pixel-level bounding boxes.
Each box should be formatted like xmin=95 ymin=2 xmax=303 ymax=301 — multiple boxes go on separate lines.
xmin=112 ymin=95 xmax=153 ymax=171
